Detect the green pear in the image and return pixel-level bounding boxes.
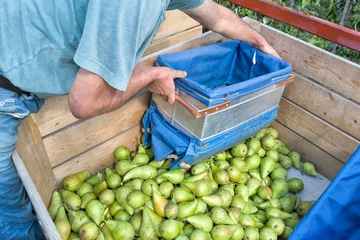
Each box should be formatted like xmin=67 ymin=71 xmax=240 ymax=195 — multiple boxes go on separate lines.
xmin=270 ymin=167 xmax=288 ymax=181
xmin=279 ymin=154 xmax=292 ymax=169
xmin=226 ymin=150 xmax=233 ymax=159
xmin=245 ymin=155 xmax=261 ymax=170
xmin=109 ymin=201 xmax=123 ymax=217
xmin=132 ymin=152 xmax=150 ymax=165
xmin=270 ymin=179 xmax=289 ymax=199
xmin=214 ymin=151 xmax=227 ymax=161
xmin=140 ymin=209 xmax=157 ymax=240
xmin=161 ymin=169 xmax=185 ymax=184
xmin=69 ymin=232 xmax=80 ymax=240
xmin=258 ymin=148 xmax=266 ymax=158
xmin=105 ymin=168 xmax=122 ymax=189
xmin=244 ymin=227 xmax=260 ymax=240
xmin=258 ymin=186 xmax=272 ymax=200
xmin=152 ymin=185 xmax=169 ymax=217
xmin=123 ymin=165 xmax=157 ymax=182
xmin=194 ymin=199 xmax=208 ymax=214
xmin=183 ymin=180 xmax=213 ymax=197
xmin=288 ymin=151 xmax=301 ymax=169
xmin=288 ymin=178 xmax=304 ymax=193
xmin=114 ymin=209 xmax=131 ymax=221
xmin=48 ymin=191 xmax=62 ymax=220
xmin=248 ymin=169 xmax=262 ymax=181
xmin=63 ymin=174 xmax=83 ymax=192
xmin=260 ymin=157 xmax=276 ymax=179
xmin=266 ymin=207 xmax=292 ymax=220
xmin=234 ymin=184 xmax=249 ymax=202
xmin=55 ymin=220 xmax=71 ymax=240
xmin=106 ymin=220 xmax=135 ymax=240
xmin=191 ymin=162 xmax=209 ymax=175
xmin=207 ymin=171 xmax=219 ymax=193
xmin=227 ymin=166 xmax=242 ymax=183
xmin=210 ymin=207 xmax=235 ymax=225
xmin=280 ymin=226 xmax=293 ymax=240
xmin=261 ymin=134 xmax=276 ymax=150
xmin=254 ymin=129 xmax=266 ymax=140
xmin=160 ymin=219 xmax=184 ymax=240
xmin=141 ymin=179 xmax=158 ymax=197
xmin=253 ymin=210 xmax=267 ymax=223
xmin=230 ymin=225 xmax=245 ymax=240
xmin=277 ymin=143 xmax=291 ymax=155
xmin=303 ymin=162 xmax=317 ymax=176
xmin=129 ymin=211 xmax=142 ymax=236
xmin=86 ymin=200 xmax=108 ymax=226
xmin=68 ymin=210 xmax=92 ymax=233
xmin=186 ymin=214 xmax=213 ymax=232
xmin=215 ymin=160 xmax=231 ymax=170
xmin=201 ymin=194 xmax=223 ymax=207
xmin=274 ymin=163 xmax=283 ymax=169
xmin=76 ymin=182 xmax=94 ymax=197
xmin=178 ymin=198 xmax=198 ymax=219
xmin=230 ymin=158 xmax=248 ymax=172
xmin=216 ymin=189 xmax=232 ymax=207
xmin=247 ymin=138 xmax=262 ymax=156
xmin=100 ymin=225 xmax=114 ymax=240
xmin=262 ymin=176 xmax=272 ymax=187
xmin=182 ymin=171 xmax=208 ymax=184
xmin=159 ymin=181 xmax=174 ymax=199
xmin=297 ymin=200 xmax=315 ymax=217
xmin=257 ymin=199 xmax=282 ymax=210
xmin=246 ymin=178 xmax=262 ymax=196
xmin=251 ymin=195 xmax=265 ymax=205
xmin=279 ymin=194 xmax=297 ymax=213
xmin=127 ymin=190 xmax=148 ymax=209
xmin=79 ymin=222 xmax=99 ymax=240
xmin=190 ymin=229 xmax=211 ymax=240
xmin=284 ymin=212 xmax=299 ymax=229
xmin=266 ymin=128 xmax=279 ymax=139
xmin=172 ymin=187 xmax=194 ymax=203
xmin=218 ymin=183 xmax=236 ymax=196
xmin=116 ymin=186 xmax=134 ymax=215
xmin=175 ymin=234 xmax=190 ymax=240
xmin=240 ymin=214 xmax=264 ymax=228
xmin=243 ymin=201 xmax=258 ymax=214
xmin=238 ymin=172 xmax=251 ymax=184
xmin=211 ymin=225 xmax=237 ymax=240
xmin=86 ymin=172 xmax=105 ymax=186
xmin=259 ymin=227 xmax=277 ymax=240
xmin=266 ymin=217 xmax=285 ymax=235
xmin=61 ymin=190 xmax=81 ymax=211
xmin=148 ymin=159 xmax=166 ymax=169
xmin=231 ymin=143 xmax=248 ymax=157
xmin=96 ymin=232 xmax=105 ymax=240
xmin=100 ymin=189 xmax=116 ymax=206
xmin=165 ymin=197 xmax=179 ymax=219
xmin=266 ymin=150 xmax=279 ymax=162
xmin=115 ymin=160 xmax=138 ymax=176
xmin=114 ymin=145 xmax=131 ymax=161
xmin=94 ymin=181 xmax=108 ymax=197
xmin=144 ymin=206 xmax=165 ymax=237
xmin=213 ymin=169 xmax=230 ymax=185
xmin=183 ymin=223 xmax=195 ymax=236
xmin=55 ymin=207 xmax=68 ymax=222
xmin=228 ymin=207 xmax=242 ymax=224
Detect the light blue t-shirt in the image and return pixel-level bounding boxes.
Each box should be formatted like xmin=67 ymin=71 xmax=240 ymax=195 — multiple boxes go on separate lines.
xmin=0 ymin=0 xmax=204 ymax=98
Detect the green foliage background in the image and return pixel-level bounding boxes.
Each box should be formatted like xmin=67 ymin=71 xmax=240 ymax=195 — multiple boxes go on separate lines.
xmin=214 ymin=0 xmax=360 ymax=64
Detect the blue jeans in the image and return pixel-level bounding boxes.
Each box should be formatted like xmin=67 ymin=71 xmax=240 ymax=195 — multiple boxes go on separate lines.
xmin=0 ymin=88 xmax=45 ymax=239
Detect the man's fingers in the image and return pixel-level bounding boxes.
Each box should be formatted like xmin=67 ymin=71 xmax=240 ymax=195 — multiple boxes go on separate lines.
xmin=173 ymin=70 xmax=187 ymax=79
xmin=168 ymin=92 xmax=176 ymax=105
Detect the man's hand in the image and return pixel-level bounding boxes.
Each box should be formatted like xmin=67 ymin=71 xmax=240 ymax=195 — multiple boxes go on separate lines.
xmin=147 ymin=67 xmax=187 ymax=104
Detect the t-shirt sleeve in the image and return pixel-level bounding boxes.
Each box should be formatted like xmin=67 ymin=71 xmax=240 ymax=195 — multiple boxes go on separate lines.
xmin=167 ymin=0 xmax=205 ymax=10
xmin=74 ymin=1 xmax=153 ymax=91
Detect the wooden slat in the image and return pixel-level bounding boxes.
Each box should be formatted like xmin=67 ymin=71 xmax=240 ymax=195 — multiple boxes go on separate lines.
xmin=16 ymin=116 xmax=56 ymax=207
xmin=43 ymin=92 xmax=151 ymax=168
xmin=259 ymin=23 xmax=360 ymax=103
xmin=152 ymin=10 xmax=200 ymax=42
xmin=12 ymin=151 xmax=60 ymax=240
xmin=271 ymin=121 xmax=344 ymax=180
xmin=144 ymin=26 xmax=203 ymax=56
xmin=277 ymin=98 xmax=359 ymax=163
xmin=283 ymin=74 xmax=360 ymax=140
xmin=53 ymin=125 xmax=142 ymax=187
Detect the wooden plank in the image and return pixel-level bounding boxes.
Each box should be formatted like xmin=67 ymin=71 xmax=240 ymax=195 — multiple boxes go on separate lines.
xmin=12 ymin=151 xmax=60 ymax=240
xmin=259 ymin=23 xmax=360 ymax=103
xmin=283 ymin=74 xmax=360 ymax=140
xmin=53 ymin=125 xmax=142 ymax=187
xmin=270 ymin=121 xmax=344 ymax=180
xmin=144 ymin=26 xmax=203 ymax=56
xmin=16 ymin=116 xmax=56 ymax=207
xmin=152 ymin=10 xmax=200 ymax=42
xmin=43 ymin=92 xmax=151 ymax=168
xmin=277 ymin=98 xmax=359 ymax=163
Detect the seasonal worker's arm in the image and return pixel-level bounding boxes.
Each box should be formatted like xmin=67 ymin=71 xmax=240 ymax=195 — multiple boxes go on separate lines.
xmin=182 ymin=0 xmax=280 ymax=58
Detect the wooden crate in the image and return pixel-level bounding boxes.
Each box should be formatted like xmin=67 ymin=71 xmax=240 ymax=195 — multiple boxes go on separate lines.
xmin=14 ymin=17 xmax=359 ymax=239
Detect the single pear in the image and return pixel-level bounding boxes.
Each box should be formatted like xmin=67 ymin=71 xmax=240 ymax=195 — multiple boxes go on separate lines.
xmin=114 ymin=145 xmax=131 ymax=161
xmin=216 ymin=189 xmax=232 ymax=207
xmin=262 ymin=176 xmax=272 ymax=187
xmin=258 ymin=186 xmax=272 ymax=200
xmin=144 ymin=206 xmax=165 ymax=237
xmin=183 ymin=179 xmax=213 ymax=197
xmin=251 ymin=195 xmax=265 ymax=205
xmin=86 ymin=172 xmax=105 ymax=186
xmin=129 ymin=211 xmax=142 ymax=236
xmin=61 ymin=190 xmax=81 ymax=211
xmin=297 ymin=200 xmax=315 ymax=217
xmin=161 ymin=169 xmax=185 ymax=184
xmin=248 ymin=169 xmax=262 ymax=181
xmin=227 ymin=166 xmax=242 ymax=183
xmin=183 ymin=223 xmax=195 ymax=236
xmin=266 ymin=207 xmax=292 ymax=220
xmin=259 ymin=227 xmax=277 ymax=240
xmin=178 ymin=198 xmax=198 ymax=219
xmin=99 ymin=189 xmax=116 ymax=206
xmin=172 ymin=187 xmax=194 ymax=203
xmin=284 ymin=212 xmax=299 ymax=229
xmin=159 ymin=181 xmax=174 ymax=199
xmin=63 ymin=174 xmax=83 ymax=192
xmin=127 ymin=190 xmax=149 ymax=209
xmin=246 ymin=178 xmax=262 ymax=196
xmin=115 ymin=160 xmax=138 ymax=176
xmin=190 ymin=229 xmax=211 ymax=239
xmin=109 ymin=201 xmax=123 ymax=217
xmin=160 ymin=219 xmax=184 ymax=240
xmin=230 ymin=225 xmax=245 ymax=240
xmin=106 ymin=168 xmax=122 ymax=189
xmin=55 ymin=220 xmax=71 ymax=240
xmin=141 ymin=179 xmax=159 ymax=197
xmin=182 ymin=171 xmax=208 ymax=184
xmin=244 ymin=227 xmax=260 ymax=240
xmin=228 ymin=207 xmax=242 ymax=224
xmin=48 ymin=191 xmax=62 ymax=220
xmin=68 ymin=210 xmax=92 ymax=233
xmin=303 ymin=162 xmax=317 ymax=176
xmin=86 ymin=200 xmax=108 ymax=226
xmin=266 ymin=150 xmax=279 ymax=162
xmin=270 ymin=167 xmax=288 ymax=181
xmin=288 ymin=151 xmax=301 ymax=169
xmin=69 ymin=232 xmax=80 ymax=240
xmin=148 ymin=159 xmax=166 ymax=169
xmin=79 ymin=222 xmax=100 ymax=240
xmin=186 ymin=214 xmax=213 ymax=232
xmin=132 ymin=152 xmax=150 ymax=165
xmin=253 ymin=210 xmax=267 ymax=224
xmin=139 ymin=209 xmax=157 ymax=240
xmin=211 ymin=224 xmax=237 ymax=240
xmin=230 ymin=158 xmax=248 ymax=172
xmin=261 ymin=134 xmax=276 ymax=150
xmin=258 ymin=148 xmax=266 ymax=158
xmin=210 ymin=207 xmax=235 ymax=225
xmin=123 ymin=165 xmax=157 ymax=182
xmin=116 ymin=186 xmax=134 ymax=215
xmin=218 ymin=183 xmax=236 ymax=196
xmin=277 ymin=143 xmax=291 ymax=155
xmin=288 ymin=178 xmax=304 ymax=193
xmin=152 ymin=185 xmax=169 ymax=217
xmin=234 ymin=184 xmax=249 ymax=202
xmin=260 ymin=157 xmax=276 ymax=179
xmin=231 ymin=143 xmax=248 ymax=158
xmin=279 ymin=154 xmax=292 ymax=169
xmin=266 ymin=217 xmax=285 ymax=235
xmin=207 ymin=171 xmax=219 ymax=193
xmin=214 ymin=151 xmax=227 ymax=161
xmin=215 ymin=160 xmax=231 ymax=170
xmin=165 ymin=197 xmax=179 ymax=219
xmin=76 ymin=182 xmax=94 ymax=197
xmin=270 ymin=179 xmax=289 ymax=199
xmin=280 ymin=226 xmax=293 ymax=240
xmin=247 ymin=138 xmax=262 ymax=156
xmin=279 ymin=194 xmax=297 ymax=213
xmin=245 ymin=155 xmax=261 ymax=170
xmin=114 ymin=209 xmax=131 ymax=221
xmin=106 ymin=220 xmax=135 ymax=240
xmin=191 ymin=162 xmax=209 ymax=175
xmin=240 ymin=214 xmax=264 ymax=228
xmin=194 ymin=199 xmax=208 ymax=214
xmin=201 ymin=194 xmax=223 ymax=207
xmin=94 ymin=181 xmax=108 ymax=197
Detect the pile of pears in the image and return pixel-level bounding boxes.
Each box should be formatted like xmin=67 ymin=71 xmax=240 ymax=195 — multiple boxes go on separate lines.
xmin=49 ymin=127 xmax=318 ymax=240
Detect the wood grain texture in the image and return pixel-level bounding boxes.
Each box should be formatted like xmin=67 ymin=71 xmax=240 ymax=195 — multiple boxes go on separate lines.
xmin=44 ymin=92 xmax=151 ymax=168
xmin=260 ymin=24 xmax=360 ymax=103
xmin=277 ymin=98 xmax=359 ymax=163
xmin=53 ymin=125 xmax=142 ymax=187
xmin=12 ymin=151 xmax=60 ymax=240
xmin=16 ymin=116 xmax=56 ymax=207
xmin=144 ymin=26 xmax=203 ymax=56
xmin=152 ymin=10 xmax=200 ymax=42
xmin=283 ymin=74 xmax=360 ymax=140
xmin=271 ymin=121 xmax=344 ymax=180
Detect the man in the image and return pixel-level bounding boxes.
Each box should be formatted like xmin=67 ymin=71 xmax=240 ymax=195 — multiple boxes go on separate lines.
xmin=0 ymin=0 xmax=279 ymax=238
